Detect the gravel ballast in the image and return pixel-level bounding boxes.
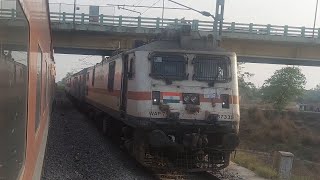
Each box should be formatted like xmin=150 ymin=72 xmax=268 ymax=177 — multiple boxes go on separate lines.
xmin=41 ymin=92 xmax=251 ymax=180
xmin=42 ymin=94 xmax=154 ymax=180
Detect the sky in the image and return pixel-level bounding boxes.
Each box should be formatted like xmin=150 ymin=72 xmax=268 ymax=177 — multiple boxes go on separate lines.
xmin=51 ymin=0 xmax=320 ymax=89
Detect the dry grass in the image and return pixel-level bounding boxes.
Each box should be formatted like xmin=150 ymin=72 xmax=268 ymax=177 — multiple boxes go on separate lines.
xmin=240 ymin=108 xmax=320 ymax=162
xmin=231 ymin=151 xmax=278 ymax=179
xmin=239 ymin=108 xmax=320 ymax=179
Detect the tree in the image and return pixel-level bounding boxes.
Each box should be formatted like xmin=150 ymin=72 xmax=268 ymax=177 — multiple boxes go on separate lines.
xmin=261 ymin=67 xmax=306 ymax=110
xmin=237 ymin=63 xmax=259 ymax=103
xmin=299 ymin=83 xmax=320 ymax=104
xmin=60 ymin=72 xmax=74 ymax=86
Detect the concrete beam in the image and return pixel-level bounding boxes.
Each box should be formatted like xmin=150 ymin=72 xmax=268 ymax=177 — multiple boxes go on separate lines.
xmin=238 ymin=56 xmax=320 ymax=66
xmin=52 ymin=30 xmax=149 ymax=53
xmin=221 ymin=38 xmax=320 ymax=61
xmin=53 ymin=47 xmax=114 ymax=56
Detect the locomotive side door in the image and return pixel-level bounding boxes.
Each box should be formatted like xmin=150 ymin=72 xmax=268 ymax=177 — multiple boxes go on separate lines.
xmin=120 ymin=54 xmax=129 ymax=118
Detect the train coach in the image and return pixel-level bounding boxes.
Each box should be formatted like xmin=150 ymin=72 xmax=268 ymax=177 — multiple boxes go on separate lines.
xmin=0 ymin=0 xmax=55 ymax=179
xmin=66 ymin=25 xmax=240 ymax=172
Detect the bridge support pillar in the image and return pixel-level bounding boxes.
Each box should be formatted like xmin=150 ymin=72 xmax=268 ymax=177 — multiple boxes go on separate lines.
xmin=267 ymin=24 xmax=271 ymax=35
xmin=119 ymin=16 xmax=122 ymax=27
xmin=11 ymin=9 xmax=15 ymax=18
xmin=192 ymin=20 xmax=199 ymax=30
xmin=100 ymin=14 xmax=103 ymax=25
xmin=284 ymin=25 xmax=288 ymax=36
xmin=301 ymin=27 xmax=305 ymax=37
xmin=81 ymin=13 xmax=84 ymax=25
xmin=62 ymin=12 xmax=66 ymax=23
xmin=138 ymin=16 xmax=141 ymax=28
xmin=249 ymin=23 xmax=253 ymax=34
xmin=231 ymin=22 xmax=235 ymax=33
xmin=156 ymin=18 xmax=160 ymax=29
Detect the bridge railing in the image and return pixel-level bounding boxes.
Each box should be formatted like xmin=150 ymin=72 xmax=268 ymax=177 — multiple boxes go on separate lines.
xmin=1 ymin=8 xmax=320 ymax=39
xmin=48 ymin=11 xmax=320 ymax=39
xmin=0 ymin=9 xmax=16 ymax=18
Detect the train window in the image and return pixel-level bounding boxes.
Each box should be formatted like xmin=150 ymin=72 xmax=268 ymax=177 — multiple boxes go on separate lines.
xmin=14 ymin=63 xmax=17 ymax=83
xmin=92 ymin=67 xmax=95 ymax=86
xmin=150 ymin=54 xmax=187 ymax=80
xmin=128 ymin=57 xmax=135 ymax=79
xmin=46 ymin=64 xmax=49 ymax=105
xmin=192 ymin=55 xmax=231 ymax=82
xmin=20 ymin=68 xmax=23 ymax=78
xmin=35 ymin=46 xmax=43 ymax=131
xmin=108 ymin=61 xmax=116 ymax=91
xmin=0 ymin=0 xmax=29 ymax=179
xmin=44 ymin=62 xmax=48 ymax=108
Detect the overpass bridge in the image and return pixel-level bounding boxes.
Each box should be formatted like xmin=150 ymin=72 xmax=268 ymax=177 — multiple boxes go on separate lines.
xmin=2 ymin=8 xmax=320 ymax=65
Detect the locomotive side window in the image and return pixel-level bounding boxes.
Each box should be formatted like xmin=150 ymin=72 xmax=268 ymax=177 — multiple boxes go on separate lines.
xmin=108 ymin=61 xmax=116 ymax=91
xmin=0 ymin=1 xmax=29 ymax=179
xmin=150 ymin=54 xmax=186 ymax=80
xmin=46 ymin=63 xmax=49 ymax=105
xmin=92 ymin=67 xmax=95 ymax=86
xmin=44 ymin=62 xmax=48 ymax=108
xmin=35 ymin=46 xmax=43 ymax=131
xmin=192 ymin=55 xmax=231 ymax=82
xmin=128 ymin=58 xmax=135 ymax=79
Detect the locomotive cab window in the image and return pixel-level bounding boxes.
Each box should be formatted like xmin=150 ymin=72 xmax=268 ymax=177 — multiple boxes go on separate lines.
xmin=192 ymin=55 xmax=231 ymax=82
xmin=128 ymin=57 xmax=135 ymax=79
xmin=150 ymin=54 xmax=187 ymax=80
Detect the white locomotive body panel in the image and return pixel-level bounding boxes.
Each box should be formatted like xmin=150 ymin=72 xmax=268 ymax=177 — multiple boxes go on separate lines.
xmin=66 ymin=36 xmax=241 ymax=171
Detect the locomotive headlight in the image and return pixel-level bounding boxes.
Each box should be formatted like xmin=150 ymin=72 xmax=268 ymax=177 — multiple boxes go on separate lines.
xmin=152 ymin=91 xmax=161 ymax=105
xmin=221 ymin=94 xmax=230 ymax=109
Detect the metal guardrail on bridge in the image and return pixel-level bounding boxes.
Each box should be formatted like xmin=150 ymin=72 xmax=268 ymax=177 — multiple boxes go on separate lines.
xmin=1 ymin=8 xmax=320 ymax=39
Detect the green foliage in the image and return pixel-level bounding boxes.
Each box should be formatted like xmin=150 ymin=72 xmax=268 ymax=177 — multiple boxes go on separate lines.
xmin=238 ymin=63 xmax=260 ymax=102
xmin=299 ymin=83 xmax=320 ymax=103
xmin=261 ymin=67 xmax=306 ymax=111
xmin=60 ymin=72 xmax=74 ymax=86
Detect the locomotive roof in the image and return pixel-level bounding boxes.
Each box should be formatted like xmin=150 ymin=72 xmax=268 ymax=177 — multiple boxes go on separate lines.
xmin=129 ymin=40 xmax=227 ymax=53
xmin=71 ymin=39 xmax=233 ymax=77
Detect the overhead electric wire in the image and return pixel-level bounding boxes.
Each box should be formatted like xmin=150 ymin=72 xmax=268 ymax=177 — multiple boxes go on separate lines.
xmin=168 ymin=0 xmax=215 ymax=19
xmin=141 ymin=0 xmax=162 ymax=15
xmin=118 ymin=7 xmax=141 ymax=15
xmin=105 ymin=4 xmax=189 ymax=11
xmin=127 ymin=0 xmax=145 ymax=16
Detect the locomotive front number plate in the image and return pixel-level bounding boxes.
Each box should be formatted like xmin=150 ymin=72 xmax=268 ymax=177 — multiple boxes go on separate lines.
xmin=218 ymin=114 xmax=234 ymax=120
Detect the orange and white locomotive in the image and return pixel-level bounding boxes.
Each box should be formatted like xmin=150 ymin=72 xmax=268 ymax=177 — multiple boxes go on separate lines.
xmin=66 ymin=25 xmax=240 ymax=171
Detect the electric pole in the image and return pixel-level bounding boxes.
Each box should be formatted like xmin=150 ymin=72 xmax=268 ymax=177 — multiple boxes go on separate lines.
xmin=162 ymin=0 xmax=165 ymax=27
xmin=313 ymin=0 xmax=319 ymax=37
xmin=73 ymin=0 xmax=77 ymax=29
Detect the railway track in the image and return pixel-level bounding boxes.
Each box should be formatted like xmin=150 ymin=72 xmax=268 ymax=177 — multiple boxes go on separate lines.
xmin=152 ymin=170 xmax=222 ymax=180
xmin=44 ymin=92 xmax=240 ymax=180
